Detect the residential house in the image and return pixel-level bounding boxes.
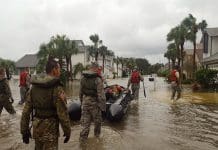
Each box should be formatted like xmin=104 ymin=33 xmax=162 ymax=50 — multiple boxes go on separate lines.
xmin=202 ymin=28 xmax=218 ymax=70
xmin=183 ymin=47 xmax=202 ymax=79
xmin=15 ymin=54 xmax=39 ymax=75
xmin=71 ymin=40 xmax=115 ymax=79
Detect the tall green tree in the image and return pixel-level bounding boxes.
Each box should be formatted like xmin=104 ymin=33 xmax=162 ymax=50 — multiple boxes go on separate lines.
xmin=73 ymin=63 xmax=85 ymax=78
xmin=113 ymin=56 xmax=121 ymax=77
xmin=88 ymin=34 xmax=102 ymax=61
xmin=37 ymin=34 xmax=78 ymax=78
xmin=135 ymin=58 xmax=150 ymax=75
xmin=99 ymin=45 xmax=108 ymax=73
xmin=182 ymin=14 xmax=207 ymax=77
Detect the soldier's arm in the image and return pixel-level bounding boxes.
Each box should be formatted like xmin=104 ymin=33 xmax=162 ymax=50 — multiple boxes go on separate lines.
xmin=79 ymin=80 xmax=83 ymax=103
xmin=54 ymin=86 xmax=71 ymax=137
xmin=139 ymin=73 xmax=144 ymax=81
xmin=96 ymin=77 xmax=106 ymax=111
xmin=20 ymin=90 xmax=32 ymax=135
xmin=5 ymin=80 xmax=12 ymax=98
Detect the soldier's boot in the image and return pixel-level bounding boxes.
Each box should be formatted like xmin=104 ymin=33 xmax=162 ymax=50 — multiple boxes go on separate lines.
xmin=79 ymin=136 xmax=87 ymax=145
xmin=4 ymin=101 xmax=16 ymax=114
xmin=176 ymin=93 xmax=181 ymax=100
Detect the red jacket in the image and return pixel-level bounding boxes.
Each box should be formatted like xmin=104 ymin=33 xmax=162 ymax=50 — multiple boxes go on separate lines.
xmin=131 ymin=71 xmax=140 ymax=83
xmin=19 ymin=71 xmax=28 ymax=87
xmin=170 ymin=69 xmax=178 ymax=82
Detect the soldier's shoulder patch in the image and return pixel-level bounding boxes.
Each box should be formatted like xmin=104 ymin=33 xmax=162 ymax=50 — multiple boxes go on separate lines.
xmin=58 ymin=89 xmax=66 ymax=102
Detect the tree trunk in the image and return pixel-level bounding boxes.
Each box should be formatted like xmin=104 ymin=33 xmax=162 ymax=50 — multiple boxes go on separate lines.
xmin=69 ymin=56 xmax=73 ymax=80
xmin=121 ymin=64 xmax=123 ymax=77
xmin=59 ymin=57 xmax=63 ymax=70
xmin=193 ymin=40 xmax=196 ymax=79
xmin=180 ymin=43 xmax=184 ymax=83
xmin=168 ymin=59 xmax=170 ymax=70
xmin=116 ymin=62 xmax=119 ymax=77
xmin=102 ymin=55 xmax=105 ymax=73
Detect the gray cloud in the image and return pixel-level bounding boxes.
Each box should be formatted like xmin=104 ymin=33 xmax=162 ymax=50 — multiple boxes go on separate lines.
xmin=0 ymin=0 xmax=218 ymax=64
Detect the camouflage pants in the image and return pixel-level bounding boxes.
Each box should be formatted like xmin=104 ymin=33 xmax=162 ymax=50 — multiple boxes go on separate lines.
xmin=131 ymin=83 xmax=140 ymax=100
xmin=0 ymin=96 xmax=16 ymax=115
xmin=35 ymin=139 xmax=58 ymax=150
xmin=80 ymin=104 xmax=102 ymax=141
xmin=19 ymin=86 xmax=28 ymax=104
xmin=171 ymin=82 xmax=181 ymax=100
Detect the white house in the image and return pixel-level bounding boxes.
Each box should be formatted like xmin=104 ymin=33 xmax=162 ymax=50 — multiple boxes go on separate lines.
xmin=71 ymin=40 xmax=115 ymax=79
xmin=202 ymin=28 xmax=218 ymax=69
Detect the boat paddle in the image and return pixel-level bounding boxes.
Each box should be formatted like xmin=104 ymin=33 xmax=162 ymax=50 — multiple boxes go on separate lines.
xmin=142 ymin=80 xmax=146 ymax=98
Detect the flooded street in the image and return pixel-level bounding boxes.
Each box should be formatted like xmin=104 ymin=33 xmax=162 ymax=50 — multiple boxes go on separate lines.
xmin=0 ymin=77 xmax=218 ymax=150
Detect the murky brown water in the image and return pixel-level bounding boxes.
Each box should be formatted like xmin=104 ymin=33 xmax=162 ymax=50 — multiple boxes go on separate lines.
xmin=0 ymin=77 xmax=218 ymax=150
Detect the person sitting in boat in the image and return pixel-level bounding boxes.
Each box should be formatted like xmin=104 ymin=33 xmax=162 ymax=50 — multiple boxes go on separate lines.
xmin=105 ymin=85 xmax=123 ymax=101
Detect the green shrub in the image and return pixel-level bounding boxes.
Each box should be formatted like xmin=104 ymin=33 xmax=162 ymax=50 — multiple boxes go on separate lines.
xmin=182 ymin=79 xmax=194 ymax=84
xmin=195 ymin=68 xmax=218 ymax=88
xmin=60 ymin=69 xmax=68 ymax=86
xmin=158 ymin=69 xmax=170 ymax=77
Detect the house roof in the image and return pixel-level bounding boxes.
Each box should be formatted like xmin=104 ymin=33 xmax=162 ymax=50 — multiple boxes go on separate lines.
xmin=205 ymin=28 xmax=218 ymax=36
xmin=72 ymin=40 xmax=85 ymax=47
xmin=16 ymin=54 xmax=39 ymax=68
xmin=203 ymin=52 xmax=218 ymax=64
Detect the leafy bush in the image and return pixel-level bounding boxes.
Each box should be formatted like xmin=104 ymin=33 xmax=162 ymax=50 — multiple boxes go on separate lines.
xmin=182 ymin=79 xmax=194 ymax=84
xmin=60 ymin=69 xmax=68 ymax=86
xmin=158 ymin=69 xmax=170 ymax=77
xmin=195 ymin=68 xmax=218 ymax=88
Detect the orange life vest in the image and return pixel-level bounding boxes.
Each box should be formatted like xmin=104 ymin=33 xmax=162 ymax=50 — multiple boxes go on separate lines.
xmin=19 ymin=71 xmax=28 ymax=86
xmin=170 ymin=70 xmax=178 ymax=82
xmin=131 ymin=71 xmax=140 ymax=83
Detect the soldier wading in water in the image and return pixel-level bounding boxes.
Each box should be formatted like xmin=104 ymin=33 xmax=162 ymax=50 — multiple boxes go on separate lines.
xmin=79 ymin=62 xmax=106 ymax=143
xmin=20 ymin=58 xmax=71 ymax=150
xmin=0 ymin=67 xmax=16 ymax=115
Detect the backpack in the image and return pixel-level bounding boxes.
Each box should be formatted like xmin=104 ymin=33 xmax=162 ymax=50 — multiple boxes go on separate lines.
xmin=131 ymin=71 xmax=140 ymax=83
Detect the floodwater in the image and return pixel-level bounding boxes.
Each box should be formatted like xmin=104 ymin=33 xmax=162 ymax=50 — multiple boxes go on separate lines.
xmin=0 ymin=77 xmax=218 ymax=150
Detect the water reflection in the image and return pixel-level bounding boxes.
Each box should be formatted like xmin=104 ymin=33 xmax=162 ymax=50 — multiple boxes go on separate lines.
xmin=0 ymin=77 xmax=217 ymax=150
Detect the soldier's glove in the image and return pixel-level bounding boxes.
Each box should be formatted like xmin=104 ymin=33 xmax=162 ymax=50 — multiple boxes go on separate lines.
xmin=22 ymin=130 xmax=32 ymax=144
xmin=63 ymin=134 xmax=70 ymax=143
xmin=9 ymin=97 xmax=14 ymax=104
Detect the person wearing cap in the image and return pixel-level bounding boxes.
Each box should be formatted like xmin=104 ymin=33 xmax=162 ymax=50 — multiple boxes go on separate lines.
xmin=170 ymin=65 xmax=181 ymax=100
xmin=0 ymin=67 xmax=16 ymax=115
xmin=79 ymin=62 xmax=106 ymax=143
xmin=127 ymin=66 xmax=144 ymax=100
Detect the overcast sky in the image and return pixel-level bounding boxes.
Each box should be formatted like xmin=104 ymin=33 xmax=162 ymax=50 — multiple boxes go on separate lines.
xmin=0 ymin=0 xmax=218 ymax=64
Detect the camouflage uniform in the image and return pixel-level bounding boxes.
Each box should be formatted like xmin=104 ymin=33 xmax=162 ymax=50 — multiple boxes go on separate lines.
xmin=0 ymin=77 xmax=16 ymax=115
xmin=127 ymin=72 xmax=144 ymax=100
xmin=20 ymin=74 xmax=71 ymax=150
xmin=79 ymin=70 xmax=106 ymax=142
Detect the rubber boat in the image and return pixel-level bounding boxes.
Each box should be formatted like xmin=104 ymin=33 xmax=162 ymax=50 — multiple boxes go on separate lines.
xmin=68 ymin=84 xmax=133 ymax=121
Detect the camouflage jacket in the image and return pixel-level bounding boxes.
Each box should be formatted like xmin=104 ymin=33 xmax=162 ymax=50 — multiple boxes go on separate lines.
xmin=79 ymin=71 xmax=106 ymax=111
xmin=0 ymin=77 xmax=12 ymax=99
xmin=20 ymin=74 xmax=71 ymax=141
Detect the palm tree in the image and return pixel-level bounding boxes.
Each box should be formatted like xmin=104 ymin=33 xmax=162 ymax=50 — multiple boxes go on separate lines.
xmin=99 ymin=45 xmax=108 ymax=73
xmin=113 ymin=56 xmax=121 ymax=77
xmin=64 ymin=40 xmax=78 ymax=79
xmin=182 ymin=14 xmax=197 ymax=76
xmin=88 ymin=34 xmax=102 ymax=61
xmin=73 ymin=63 xmax=85 ymax=78
xmin=198 ymin=20 xmax=208 ymax=34
xmin=119 ymin=57 xmax=126 ymax=77
xmin=164 ymin=43 xmax=178 ymax=70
